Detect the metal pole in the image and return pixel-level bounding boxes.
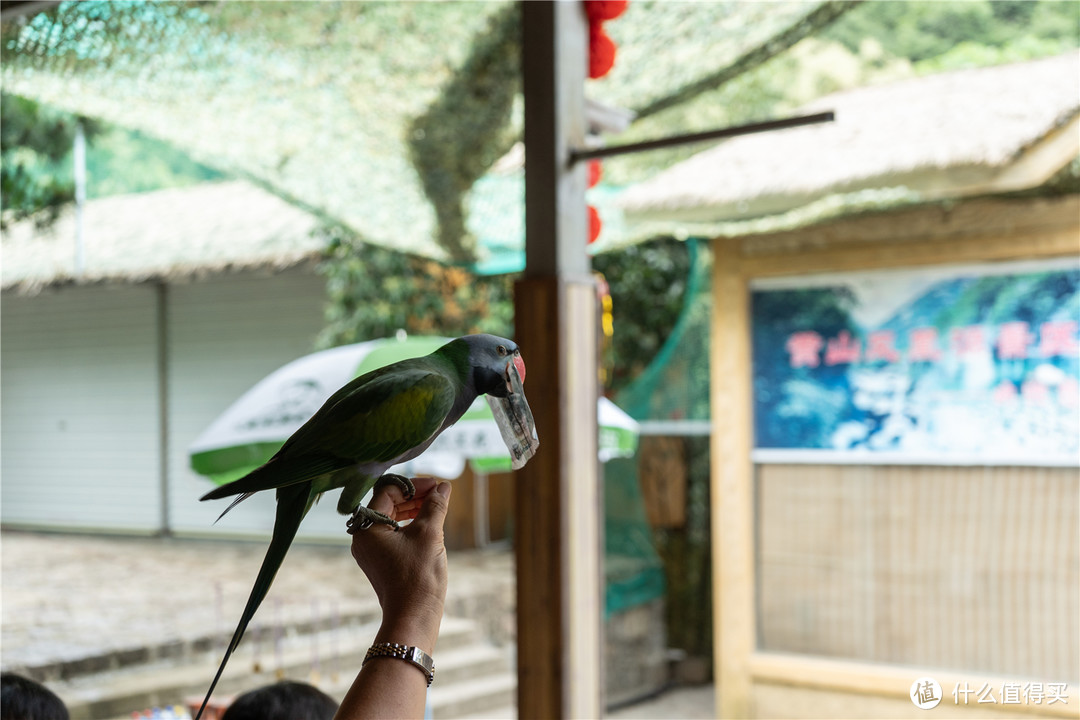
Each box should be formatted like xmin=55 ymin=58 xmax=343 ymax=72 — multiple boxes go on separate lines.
xmin=73 ymin=119 xmax=86 ymax=275
xmin=570 ymin=111 xmax=835 ymax=163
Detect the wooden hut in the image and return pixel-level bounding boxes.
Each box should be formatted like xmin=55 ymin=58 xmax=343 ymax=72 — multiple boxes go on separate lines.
xmin=620 ymin=51 xmax=1079 ymax=718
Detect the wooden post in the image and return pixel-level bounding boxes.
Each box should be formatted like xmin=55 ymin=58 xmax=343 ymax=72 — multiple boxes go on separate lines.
xmin=711 ymin=238 xmax=755 ymax=718
xmin=516 ymin=2 xmax=603 ymax=718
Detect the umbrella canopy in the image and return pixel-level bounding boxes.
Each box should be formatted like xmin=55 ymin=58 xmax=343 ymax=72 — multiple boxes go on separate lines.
xmin=189 ymin=336 xmax=639 ymax=484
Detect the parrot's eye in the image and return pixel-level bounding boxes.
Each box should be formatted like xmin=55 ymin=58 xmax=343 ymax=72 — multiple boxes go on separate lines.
xmin=496 ymin=345 xmax=508 ymax=357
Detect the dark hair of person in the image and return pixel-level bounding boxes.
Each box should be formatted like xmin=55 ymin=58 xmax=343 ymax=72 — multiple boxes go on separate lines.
xmin=221 ymin=681 xmax=339 ymax=720
xmin=0 ymin=673 xmax=70 ymax=720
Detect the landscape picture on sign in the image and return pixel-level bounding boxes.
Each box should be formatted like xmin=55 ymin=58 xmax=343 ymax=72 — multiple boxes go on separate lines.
xmin=750 ymin=260 xmax=1080 ymax=464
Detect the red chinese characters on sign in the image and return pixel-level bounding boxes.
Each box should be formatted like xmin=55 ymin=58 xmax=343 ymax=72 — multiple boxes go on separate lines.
xmin=996 ymin=321 xmax=1033 ymax=359
xmin=825 ymin=331 xmax=861 ymax=366
xmin=951 ymin=325 xmax=987 ymax=357
xmin=1021 ymin=379 xmax=1051 ymax=406
xmin=908 ymin=327 xmax=942 ymax=362
xmin=865 ymin=330 xmax=901 ymax=363
xmin=786 ymin=321 xmax=1080 ymax=367
xmin=1039 ymin=321 xmax=1079 ymax=357
xmin=787 ymin=331 xmax=824 ymax=368
xmin=993 ymin=381 xmax=1018 ymax=404
xmin=1058 ymin=378 xmax=1080 ymax=408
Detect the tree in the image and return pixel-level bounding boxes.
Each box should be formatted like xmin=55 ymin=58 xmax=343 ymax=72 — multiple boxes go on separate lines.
xmin=0 ymin=92 xmax=224 ymax=228
xmin=823 ymin=0 xmax=1079 ymax=68
xmin=0 ymin=93 xmax=96 ymax=228
xmin=316 ymin=224 xmax=514 ymax=347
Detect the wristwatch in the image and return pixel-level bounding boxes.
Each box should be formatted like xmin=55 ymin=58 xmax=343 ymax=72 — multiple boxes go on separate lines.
xmin=363 ymin=642 xmax=436 ymax=687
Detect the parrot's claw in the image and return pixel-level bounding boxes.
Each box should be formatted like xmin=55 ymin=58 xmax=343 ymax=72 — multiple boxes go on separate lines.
xmin=347 ymin=506 xmax=398 ymax=534
xmin=344 ymin=475 xmax=415 ymax=534
xmin=373 ymin=473 xmax=415 ymax=500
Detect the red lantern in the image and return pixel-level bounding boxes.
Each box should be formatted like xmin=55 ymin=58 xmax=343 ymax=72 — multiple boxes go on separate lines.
xmin=588 ymin=160 xmax=603 ymax=188
xmin=585 ymin=0 xmax=628 ymax=22
xmin=588 ymin=205 xmax=602 ymax=244
xmin=588 ymin=23 xmax=616 ymax=79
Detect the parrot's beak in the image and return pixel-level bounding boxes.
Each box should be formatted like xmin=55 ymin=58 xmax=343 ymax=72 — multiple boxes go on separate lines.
xmin=488 ymin=356 xmax=539 ymax=469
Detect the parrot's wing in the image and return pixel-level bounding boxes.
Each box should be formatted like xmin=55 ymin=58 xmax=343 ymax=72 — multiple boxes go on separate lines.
xmin=201 ymin=364 xmax=457 ymax=502
xmin=200 ymin=452 xmax=352 ymax=502
xmin=286 ymin=362 xmax=458 ymax=463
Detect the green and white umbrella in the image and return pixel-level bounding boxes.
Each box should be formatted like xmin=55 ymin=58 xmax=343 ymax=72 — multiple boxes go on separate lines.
xmin=189 ymin=336 xmax=638 ymax=485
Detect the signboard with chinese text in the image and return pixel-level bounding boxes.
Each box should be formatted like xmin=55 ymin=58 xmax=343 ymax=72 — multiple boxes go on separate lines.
xmin=750 ymin=259 xmax=1080 ymax=465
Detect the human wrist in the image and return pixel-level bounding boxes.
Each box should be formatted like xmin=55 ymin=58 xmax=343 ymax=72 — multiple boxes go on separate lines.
xmin=376 ymin=599 xmax=444 ymax=654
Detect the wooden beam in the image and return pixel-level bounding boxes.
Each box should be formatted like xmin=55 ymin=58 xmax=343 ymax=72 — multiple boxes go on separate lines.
xmin=521 ymin=1 xmax=589 ymax=279
xmin=516 ymin=2 xmax=602 ymax=718
xmin=749 ymin=652 xmax=1078 ymax=719
xmin=711 ymin=238 xmax=756 ymax=718
xmin=740 ymin=226 xmax=1080 ymax=278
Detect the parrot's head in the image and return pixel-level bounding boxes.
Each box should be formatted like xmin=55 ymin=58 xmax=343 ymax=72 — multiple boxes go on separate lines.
xmin=461 ymin=333 xmax=526 ymax=399
xmin=458 ymin=333 xmax=538 ymax=469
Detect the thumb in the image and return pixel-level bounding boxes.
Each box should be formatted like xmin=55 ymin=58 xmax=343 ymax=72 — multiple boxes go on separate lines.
xmin=412 ymin=481 xmax=451 ymax=533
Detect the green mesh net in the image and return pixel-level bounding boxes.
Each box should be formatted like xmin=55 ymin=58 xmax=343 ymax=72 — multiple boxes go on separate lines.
xmin=605 ymin=455 xmax=665 ymax=617
xmin=617 ymin=238 xmax=712 ymax=424
xmin=604 ymin=239 xmax=712 ymax=617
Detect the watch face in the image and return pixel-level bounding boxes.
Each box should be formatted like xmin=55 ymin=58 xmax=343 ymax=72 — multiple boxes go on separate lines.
xmin=409 ymin=647 xmax=434 ymax=671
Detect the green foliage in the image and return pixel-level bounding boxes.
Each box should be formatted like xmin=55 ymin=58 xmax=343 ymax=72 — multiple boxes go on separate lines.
xmin=824 ymin=0 xmax=1079 ymax=66
xmin=593 ymin=237 xmax=693 ymax=393
xmin=0 ymin=93 xmax=91 ymax=226
xmin=1 ymin=92 xmax=224 ymax=225
xmin=85 ymin=127 xmax=225 ymax=198
xmin=918 ymin=36 xmax=1071 ymax=72
xmin=316 ymin=224 xmax=514 ymax=348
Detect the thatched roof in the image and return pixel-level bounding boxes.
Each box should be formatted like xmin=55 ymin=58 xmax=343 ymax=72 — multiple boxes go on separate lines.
xmin=1 ymin=181 xmax=322 ymax=293
xmin=618 ymin=52 xmax=1080 ymax=238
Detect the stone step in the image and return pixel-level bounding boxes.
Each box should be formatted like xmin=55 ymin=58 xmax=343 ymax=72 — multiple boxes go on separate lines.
xmin=456 ymin=705 xmax=518 ymax=719
xmin=53 ymin=617 xmax=487 ymax=720
xmin=430 ymin=642 xmax=510 ymax=687
xmin=21 ymin=599 xmax=384 ymax=685
xmin=429 ymin=672 xmax=517 ymax=720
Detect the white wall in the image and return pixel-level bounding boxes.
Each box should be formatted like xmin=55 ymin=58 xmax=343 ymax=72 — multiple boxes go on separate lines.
xmin=1 ymin=284 xmax=163 ymax=532
xmin=164 ymin=267 xmax=350 ymax=540
xmin=3 ymin=266 xmax=396 ymax=540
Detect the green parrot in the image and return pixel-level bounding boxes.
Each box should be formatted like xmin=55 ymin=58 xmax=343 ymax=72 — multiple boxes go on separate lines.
xmin=194 ymin=334 xmax=536 ymax=719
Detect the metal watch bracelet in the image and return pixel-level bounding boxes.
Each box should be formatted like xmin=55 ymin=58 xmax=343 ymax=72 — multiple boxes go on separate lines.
xmin=363 ymin=642 xmax=435 ymax=687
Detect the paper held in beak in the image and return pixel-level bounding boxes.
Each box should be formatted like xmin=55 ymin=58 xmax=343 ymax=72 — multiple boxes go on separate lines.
xmin=488 ymin=360 xmax=539 ymax=470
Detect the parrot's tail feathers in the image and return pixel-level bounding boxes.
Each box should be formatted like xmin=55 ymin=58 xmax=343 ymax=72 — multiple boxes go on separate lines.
xmin=199 ymin=454 xmax=345 ymax=502
xmin=214 ymin=492 xmax=255 ymax=523
xmin=194 ymin=482 xmax=313 ymax=720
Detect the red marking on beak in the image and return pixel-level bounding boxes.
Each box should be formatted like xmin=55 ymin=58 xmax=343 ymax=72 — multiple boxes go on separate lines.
xmin=513 ymin=354 xmax=526 ymax=385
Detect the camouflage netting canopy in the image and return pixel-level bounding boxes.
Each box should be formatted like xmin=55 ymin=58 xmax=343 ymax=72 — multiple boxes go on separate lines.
xmin=1 ymin=0 xmax=844 ymax=270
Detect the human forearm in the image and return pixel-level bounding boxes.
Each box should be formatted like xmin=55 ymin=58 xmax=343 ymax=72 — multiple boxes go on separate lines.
xmin=334 ymin=601 xmax=444 ymax=719
xmin=333 ymin=480 xmax=451 ymax=720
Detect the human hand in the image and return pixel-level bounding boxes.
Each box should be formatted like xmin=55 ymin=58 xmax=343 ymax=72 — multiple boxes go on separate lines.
xmin=349 ymin=477 xmax=452 ymax=653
